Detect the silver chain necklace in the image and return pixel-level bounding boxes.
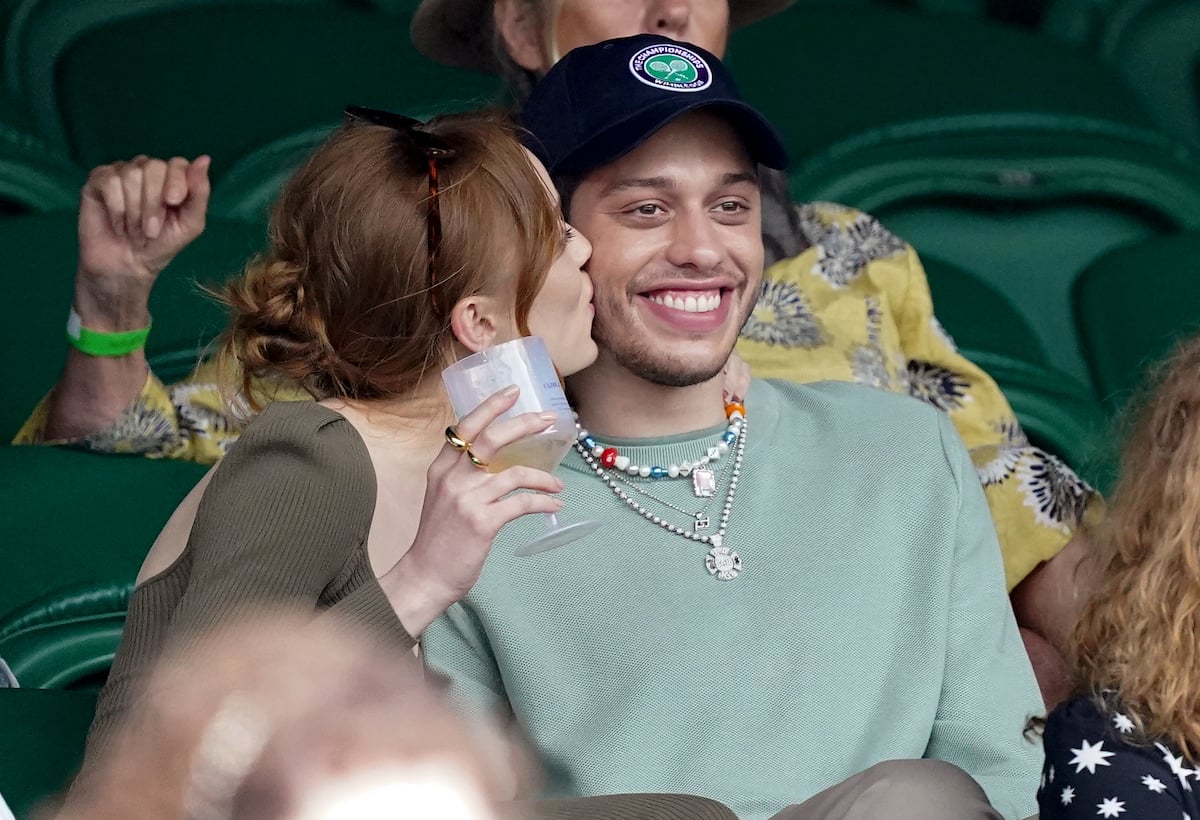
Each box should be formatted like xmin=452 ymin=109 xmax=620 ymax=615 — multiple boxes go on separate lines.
xmin=600 ymin=426 xmax=740 ymax=533
xmin=573 ymin=416 xmax=747 ymax=580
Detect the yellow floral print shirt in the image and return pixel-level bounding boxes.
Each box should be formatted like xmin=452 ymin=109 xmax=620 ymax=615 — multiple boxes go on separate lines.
xmin=14 ymin=202 xmax=1094 ymax=590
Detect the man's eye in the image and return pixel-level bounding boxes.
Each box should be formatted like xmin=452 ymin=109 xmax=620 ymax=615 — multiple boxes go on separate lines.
xmin=636 ymin=204 xmax=662 ymax=216
xmin=718 ymin=201 xmax=745 ymax=213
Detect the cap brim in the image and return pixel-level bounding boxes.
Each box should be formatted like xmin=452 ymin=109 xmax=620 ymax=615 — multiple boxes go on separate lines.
xmin=411 ymin=0 xmax=798 ymax=75
xmin=548 ymin=98 xmax=789 ymax=178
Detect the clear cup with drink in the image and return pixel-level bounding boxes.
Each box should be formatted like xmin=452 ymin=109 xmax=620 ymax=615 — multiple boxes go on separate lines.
xmin=442 ymin=336 xmax=601 ymax=555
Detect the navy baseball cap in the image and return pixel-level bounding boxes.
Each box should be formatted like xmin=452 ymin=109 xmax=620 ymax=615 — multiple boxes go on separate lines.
xmin=520 ymin=34 xmax=789 ymax=179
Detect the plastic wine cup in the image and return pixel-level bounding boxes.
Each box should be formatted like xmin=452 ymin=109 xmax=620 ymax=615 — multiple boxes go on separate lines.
xmin=442 ymin=336 xmax=602 ymax=556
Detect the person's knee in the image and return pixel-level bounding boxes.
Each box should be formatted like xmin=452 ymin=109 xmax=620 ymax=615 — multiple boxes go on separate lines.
xmin=512 ymin=793 xmax=737 ymax=820
xmin=855 ymin=760 xmax=994 ymax=819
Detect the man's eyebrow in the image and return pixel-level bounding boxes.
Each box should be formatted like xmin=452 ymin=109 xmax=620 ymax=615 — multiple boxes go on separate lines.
xmin=600 ymin=176 xmax=674 ymax=197
xmin=599 ymin=170 xmax=760 ymax=198
xmin=722 ymin=171 xmax=760 ymax=189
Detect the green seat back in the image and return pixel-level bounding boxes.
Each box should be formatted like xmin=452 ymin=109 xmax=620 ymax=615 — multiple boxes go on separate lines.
xmin=0 ymin=446 xmax=207 ymax=687
xmin=2 ymin=213 xmax=264 ymax=439
xmin=3 ymin=0 xmax=337 ymax=150
xmin=1041 ymin=0 xmax=1111 ymax=44
xmin=1092 ymin=0 xmax=1200 ymax=151
xmin=922 ymin=252 xmax=1049 ymax=364
xmin=727 ymin=3 xmax=1154 ymax=164
xmin=55 ymin=4 xmax=501 ymax=170
xmin=1072 ymin=230 xmax=1200 ymax=411
xmin=1045 ymin=0 xmax=1200 ymax=149
xmin=791 ymin=115 xmax=1200 ymax=387
xmin=963 ymin=349 xmax=1116 ymax=488
xmin=0 ymin=688 xmax=97 ymax=819
xmin=0 ymin=122 xmax=83 ymax=214
xmin=209 ymin=123 xmax=335 ymax=223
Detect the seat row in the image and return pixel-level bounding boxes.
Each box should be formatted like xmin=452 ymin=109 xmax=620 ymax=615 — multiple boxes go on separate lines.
xmin=0 ymin=2 xmax=1196 ymax=386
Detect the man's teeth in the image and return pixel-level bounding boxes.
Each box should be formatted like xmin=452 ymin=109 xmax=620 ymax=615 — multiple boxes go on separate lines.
xmin=649 ymin=292 xmax=722 ymax=313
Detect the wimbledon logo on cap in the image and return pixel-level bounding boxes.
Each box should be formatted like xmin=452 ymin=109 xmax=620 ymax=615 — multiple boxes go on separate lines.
xmin=628 ymin=43 xmax=712 ymax=92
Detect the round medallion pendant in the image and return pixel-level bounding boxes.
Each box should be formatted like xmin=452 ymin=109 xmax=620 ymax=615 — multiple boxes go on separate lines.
xmin=705 ymin=544 xmax=741 ymax=581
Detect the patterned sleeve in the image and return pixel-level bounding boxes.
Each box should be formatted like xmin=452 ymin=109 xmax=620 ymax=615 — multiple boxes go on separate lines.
xmin=886 ymin=241 xmax=1099 ymax=590
xmin=738 ymin=201 xmax=1100 ymax=589
xmin=1039 ymin=697 xmax=1196 ymax=819
xmin=11 ymin=362 xmax=307 ymax=465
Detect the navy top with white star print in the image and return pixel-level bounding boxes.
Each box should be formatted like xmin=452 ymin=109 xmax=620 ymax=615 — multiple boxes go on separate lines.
xmin=1039 ymin=695 xmax=1199 ymax=819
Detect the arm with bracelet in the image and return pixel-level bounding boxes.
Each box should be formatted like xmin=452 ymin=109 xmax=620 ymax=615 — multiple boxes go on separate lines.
xmin=21 ymin=155 xmax=214 ymax=454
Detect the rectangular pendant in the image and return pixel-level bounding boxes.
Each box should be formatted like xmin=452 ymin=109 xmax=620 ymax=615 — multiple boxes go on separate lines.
xmin=694 ymin=515 xmax=710 ymax=531
xmin=693 ymin=467 xmax=716 ymax=498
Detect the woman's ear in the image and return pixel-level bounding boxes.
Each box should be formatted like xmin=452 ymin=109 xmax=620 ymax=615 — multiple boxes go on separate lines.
xmin=494 ymin=0 xmax=551 ymax=72
xmin=449 ymin=293 xmax=512 ymax=353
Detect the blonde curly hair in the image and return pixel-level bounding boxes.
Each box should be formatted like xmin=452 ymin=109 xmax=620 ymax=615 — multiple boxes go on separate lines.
xmin=1072 ymin=333 xmax=1200 ymax=759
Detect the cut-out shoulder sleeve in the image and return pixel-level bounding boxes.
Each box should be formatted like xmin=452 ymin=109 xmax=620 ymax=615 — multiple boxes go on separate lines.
xmin=174 ymin=402 xmax=412 ymax=647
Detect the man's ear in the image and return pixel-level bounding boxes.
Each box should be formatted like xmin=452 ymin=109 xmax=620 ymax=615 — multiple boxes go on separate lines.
xmin=449 ymin=293 xmax=510 ymax=353
xmin=494 ymin=0 xmax=550 ymax=72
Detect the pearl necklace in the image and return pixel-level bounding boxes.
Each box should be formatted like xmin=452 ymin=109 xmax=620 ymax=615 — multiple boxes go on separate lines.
xmin=601 ymin=424 xmax=740 ymax=532
xmin=577 ymin=402 xmax=745 ymax=498
xmin=573 ymin=413 xmax=747 ymax=581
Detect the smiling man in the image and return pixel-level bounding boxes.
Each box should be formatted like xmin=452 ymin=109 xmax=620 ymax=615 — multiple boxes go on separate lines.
xmin=420 ymin=35 xmax=1043 ymax=820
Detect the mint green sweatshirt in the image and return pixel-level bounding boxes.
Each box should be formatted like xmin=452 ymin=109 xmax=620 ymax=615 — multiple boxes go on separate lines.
xmin=422 ymin=379 xmax=1044 ymax=820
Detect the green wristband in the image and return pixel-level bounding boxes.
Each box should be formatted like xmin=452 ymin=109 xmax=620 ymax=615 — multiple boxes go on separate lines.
xmin=66 ymin=306 xmax=152 ymax=357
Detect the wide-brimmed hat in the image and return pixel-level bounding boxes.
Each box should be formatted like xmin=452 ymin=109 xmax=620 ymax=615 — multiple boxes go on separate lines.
xmin=520 ymin=34 xmax=788 ymax=177
xmin=410 ymin=0 xmax=796 ymax=74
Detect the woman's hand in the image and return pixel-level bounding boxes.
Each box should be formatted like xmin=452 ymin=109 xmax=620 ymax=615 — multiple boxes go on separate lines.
xmin=380 ymin=385 xmax=564 ymax=636
xmin=74 ymin=154 xmax=211 ymax=331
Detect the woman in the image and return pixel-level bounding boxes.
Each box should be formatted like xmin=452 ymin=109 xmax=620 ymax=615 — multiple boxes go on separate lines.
xmin=69 ymin=108 xmax=736 ymax=820
xmin=1036 ymin=335 xmax=1200 ymax=818
xmin=78 ymin=107 xmax=588 ymax=756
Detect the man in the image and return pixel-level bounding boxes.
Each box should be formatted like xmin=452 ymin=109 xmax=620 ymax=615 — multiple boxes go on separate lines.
xmin=16 ymin=0 xmax=1086 ymax=704
xmin=420 ymin=35 xmax=1043 ymax=820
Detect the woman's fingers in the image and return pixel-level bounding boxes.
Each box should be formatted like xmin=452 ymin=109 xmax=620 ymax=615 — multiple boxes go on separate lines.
xmin=490 ymin=491 xmax=565 ymax=523
xmin=86 ymin=165 xmax=128 ymax=237
xmin=452 ymin=385 xmax=521 ymax=444
xmin=481 ymin=465 xmax=563 ymax=497
xmin=119 ymin=157 xmax=147 ymax=240
xmin=140 ymin=159 xmax=169 ymax=239
xmin=468 ymin=410 xmax=559 ymax=463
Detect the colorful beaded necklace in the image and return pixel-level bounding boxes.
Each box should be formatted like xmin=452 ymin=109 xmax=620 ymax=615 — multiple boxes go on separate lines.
xmin=573 ymin=405 xmax=748 ymax=581
xmin=576 ymin=402 xmax=745 ymax=498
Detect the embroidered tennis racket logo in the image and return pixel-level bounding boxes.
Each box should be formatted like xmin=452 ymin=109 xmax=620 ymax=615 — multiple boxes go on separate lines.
xmin=629 ymin=44 xmax=712 ymax=92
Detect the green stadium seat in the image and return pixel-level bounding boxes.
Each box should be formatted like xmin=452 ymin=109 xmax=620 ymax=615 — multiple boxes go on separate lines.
xmin=0 ymin=687 xmax=97 ymax=819
xmin=964 ymin=349 xmax=1115 ymax=487
xmin=790 ymin=115 xmax=1200 ymax=387
xmin=3 ymin=0 xmax=337 ymax=151
xmin=0 ymin=446 xmax=207 ymax=689
xmin=53 ymin=3 xmax=501 ymax=170
xmin=1072 ymin=230 xmax=1200 ymax=411
xmin=1093 ymin=0 xmax=1200 ymax=151
xmin=922 ymin=252 xmax=1050 ymax=365
xmin=2 ymin=213 xmax=264 ymax=440
xmin=1041 ymin=0 xmax=1109 ymax=44
xmin=0 ymin=120 xmax=82 ymax=214
xmin=727 ymin=4 xmax=1155 ymax=162
xmin=209 ymin=123 xmax=335 ymax=224
xmin=725 ymin=4 xmax=1191 ymax=386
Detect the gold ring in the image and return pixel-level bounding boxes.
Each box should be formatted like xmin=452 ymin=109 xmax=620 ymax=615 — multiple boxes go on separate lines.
xmin=466 ymin=449 xmax=488 ymax=470
xmin=444 ymin=426 xmax=470 ymax=452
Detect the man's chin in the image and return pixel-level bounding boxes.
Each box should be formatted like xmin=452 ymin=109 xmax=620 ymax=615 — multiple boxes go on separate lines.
xmin=618 ymin=349 xmax=729 ymax=389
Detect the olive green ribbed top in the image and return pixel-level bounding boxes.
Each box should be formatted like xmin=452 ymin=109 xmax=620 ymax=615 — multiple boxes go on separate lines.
xmin=82 ymin=402 xmax=414 ymax=767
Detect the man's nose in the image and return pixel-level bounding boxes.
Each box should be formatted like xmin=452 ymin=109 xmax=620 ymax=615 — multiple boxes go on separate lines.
xmin=664 ymin=209 xmax=724 ymax=272
xmin=650 ymin=0 xmax=691 ymax=38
